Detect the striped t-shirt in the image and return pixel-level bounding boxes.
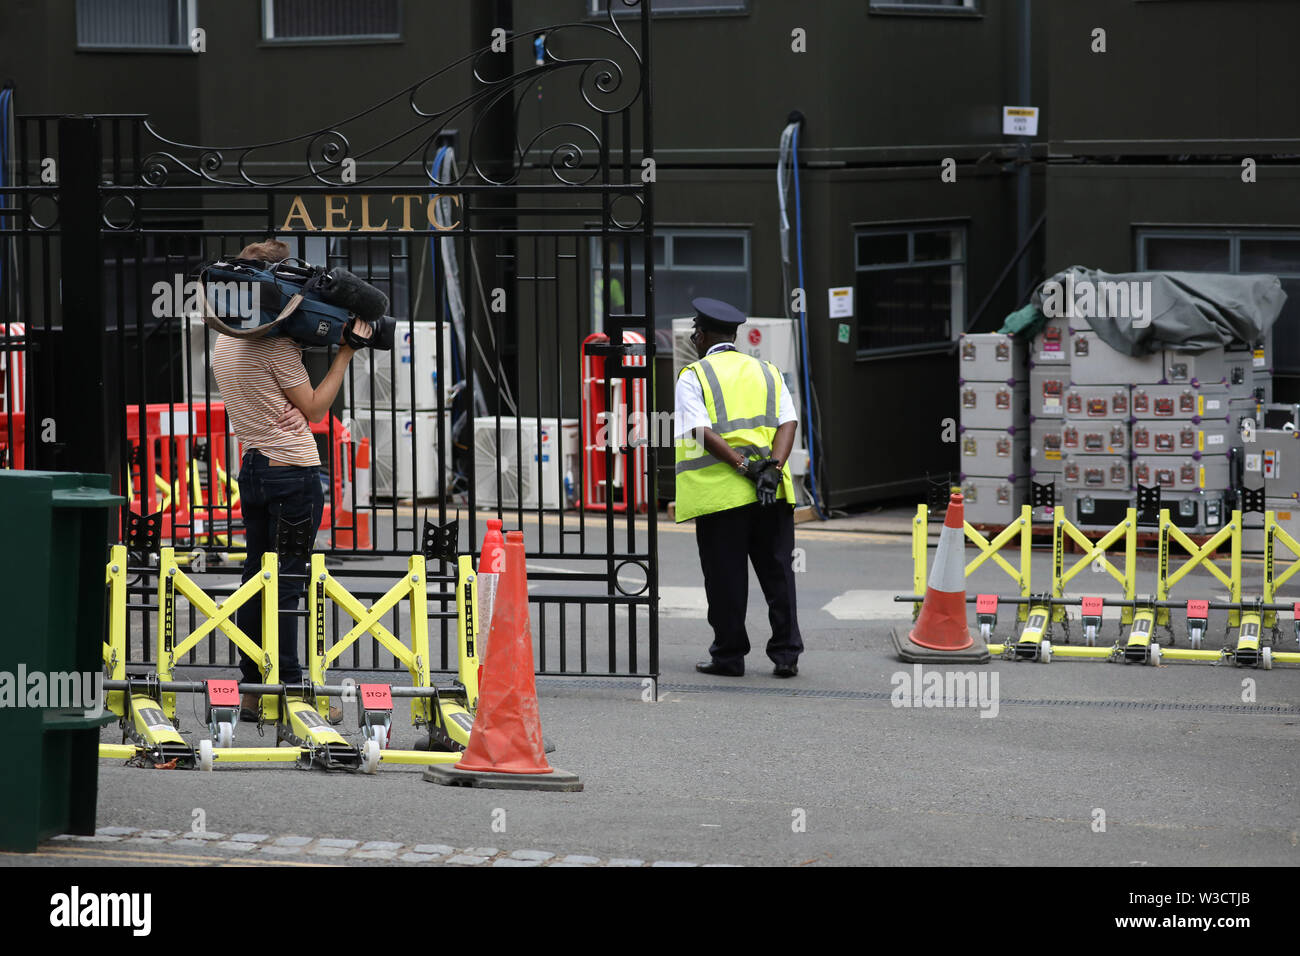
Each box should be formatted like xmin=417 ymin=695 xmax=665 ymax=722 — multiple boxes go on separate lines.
xmin=211 ymin=336 xmax=320 ymax=466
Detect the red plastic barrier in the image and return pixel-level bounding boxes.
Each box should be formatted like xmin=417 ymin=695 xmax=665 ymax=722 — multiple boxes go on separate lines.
xmin=580 ymin=331 xmax=647 ymax=513
xmin=123 ymin=402 xmax=353 ymax=547
xmin=0 ymin=411 xmax=24 ymax=470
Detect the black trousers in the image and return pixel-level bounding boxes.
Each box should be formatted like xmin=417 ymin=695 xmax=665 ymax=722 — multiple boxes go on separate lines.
xmin=694 ymin=502 xmax=803 ymax=671
xmin=234 ymin=450 xmax=325 ymax=685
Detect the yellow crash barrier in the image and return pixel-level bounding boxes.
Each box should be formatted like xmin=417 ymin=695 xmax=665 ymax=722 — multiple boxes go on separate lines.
xmin=924 ymin=593 xmax=1300 ymax=667
xmin=307 ymin=552 xmax=434 ymax=725
xmin=1157 ymin=508 xmax=1241 ymax=629
xmin=103 ymin=545 xmax=129 ymax=717
xmin=1264 ymin=509 xmax=1300 ymax=631
xmin=912 ymin=503 xmax=1032 ymax=622
xmin=156 ymin=546 xmax=280 ymax=721
xmin=99 ymin=545 xmax=485 ymax=770
xmin=306 ymin=553 xmax=480 ymax=746
xmin=1052 ymin=507 xmax=1137 ymax=626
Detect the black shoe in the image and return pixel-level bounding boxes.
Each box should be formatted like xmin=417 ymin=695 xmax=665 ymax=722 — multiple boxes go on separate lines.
xmin=773 ymin=663 xmax=798 ymax=678
xmin=695 ymin=660 xmax=744 ymax=677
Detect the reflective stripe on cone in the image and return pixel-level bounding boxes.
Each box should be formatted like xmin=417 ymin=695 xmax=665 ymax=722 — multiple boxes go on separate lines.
xmin=908 ymin=493 xmax=973 ymax=652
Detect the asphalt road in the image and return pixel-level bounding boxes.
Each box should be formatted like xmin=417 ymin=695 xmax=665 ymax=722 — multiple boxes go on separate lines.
xmin=6 ymin=515 xmax=1298 ymax=867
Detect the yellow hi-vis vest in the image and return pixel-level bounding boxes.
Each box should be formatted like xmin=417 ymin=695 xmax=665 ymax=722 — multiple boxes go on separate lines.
xmin=674 ymin=349 xmax=796 ymax=522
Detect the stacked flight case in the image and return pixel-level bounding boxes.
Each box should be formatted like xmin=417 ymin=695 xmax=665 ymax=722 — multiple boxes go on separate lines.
xmin=1242 ymin=404 xmax=1300 ymax=552
xmin=1027 ymin=316 xmax=1069 ymax=521
xmin=963 ymin=317 xmax=1273 ymax=534
xmin=1226 ymin=332 xmax=1276 ymax=540
xmin=958 ymin=333 xmax=1028 ymax=526
xmin=1200 ymin=331 xmax=1274 ymax=542
xmin=1057 ymin=324 xmax=1157 ymax=529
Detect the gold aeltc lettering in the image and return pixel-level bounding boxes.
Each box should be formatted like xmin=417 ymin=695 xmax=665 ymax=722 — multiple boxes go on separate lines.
xmin=277 ymin=193 xmax=464 ymax=233
xmin=323 ymin=194 xmax=352 ymax=232
xmin=393 ymin=194 xmax=424 ymax=231
xmin=359 ymin=194 xmax=389 ymax=232
xmin=279 ymin=195 xmax=316 ymax=232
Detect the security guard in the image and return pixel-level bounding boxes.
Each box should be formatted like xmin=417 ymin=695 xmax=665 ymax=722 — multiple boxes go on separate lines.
xmin=674 ymin=298 xmax=803 ymax=678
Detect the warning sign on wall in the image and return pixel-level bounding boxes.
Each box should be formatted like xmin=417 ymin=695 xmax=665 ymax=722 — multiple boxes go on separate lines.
xmin=829 ymin=287 xmax=853 ymax=319
xmin=1002 ymin=105 xmax=1039 ymax=136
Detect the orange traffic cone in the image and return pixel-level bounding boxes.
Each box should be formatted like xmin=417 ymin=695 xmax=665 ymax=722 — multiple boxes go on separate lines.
xmin=336 ymin=437 xmax=371 ymax=549
xmin=424 ymin=531 xmax=581 ymax=790
xmin=478 ymin=518 xmax=506 ymax=573
xmin=891 ymin=493 xmax=990 ymax=663
xmin=475 ymin=518 xmax=507 ymax=687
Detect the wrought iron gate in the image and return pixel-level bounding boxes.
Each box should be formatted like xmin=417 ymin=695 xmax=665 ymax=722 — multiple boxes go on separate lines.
xmin=0 ymin=3 xmax=658 ymax=681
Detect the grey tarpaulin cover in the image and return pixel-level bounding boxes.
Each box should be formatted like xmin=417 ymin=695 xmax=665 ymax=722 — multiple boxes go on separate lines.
xmin=1030 ymin=266 xmax=1286 ymax=356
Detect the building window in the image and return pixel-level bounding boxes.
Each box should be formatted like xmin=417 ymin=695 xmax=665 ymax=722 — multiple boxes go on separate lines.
xmin=854 ymin=224 xmax=966 ymax=355
xmin=1137 ymin=229 xmax=1300 ymax=376
xmin=591 ymin=230 xmax=749 ymax=347
xmin=76 ymin=0 xmax=197 ymax=50
xmin=1141 ymin=235 xmax=1231 ymax=272
xmin=263 ymin=0 xmax=401 ymax=42
xmin=869 ymin=0 xmax=980 ymax=14
xmin=591 ymin=0 xmax=747 ymax=16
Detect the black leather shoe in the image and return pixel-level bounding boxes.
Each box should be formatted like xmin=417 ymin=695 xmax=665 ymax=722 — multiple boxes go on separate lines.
xmin=695 ymin=660 xmax=744 ymax=677
xmin=773 ymin=663 xmax=798 ymax=678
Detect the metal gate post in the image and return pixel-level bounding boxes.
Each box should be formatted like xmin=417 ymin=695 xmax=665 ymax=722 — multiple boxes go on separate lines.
xmin=642 ymin=0 xmax=659 ymax=682
xmin=51 ymin=116 xmax=117 ymax=477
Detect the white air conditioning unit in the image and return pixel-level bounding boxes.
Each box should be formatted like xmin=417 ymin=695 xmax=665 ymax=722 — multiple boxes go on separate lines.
xmin=672 ymin=316 xmax=800 ymax=380
xmin=354 ymin=409 xmax=453 ymax=500
xmin=184 ymin=316 xmax=221 ymax=401
xmin=473 ymin=417 xmax=579 ymax=511
xmin=670 ymin=316 xmax=809 ymax=482
xmin=348 ymin=321 xmax=454 ymax=411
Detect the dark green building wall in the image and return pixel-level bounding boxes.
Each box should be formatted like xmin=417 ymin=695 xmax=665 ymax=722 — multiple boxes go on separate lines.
xmin=1044 ymin=0 xmax=1300 ymax=403
xmin=1047 ymin=0 xmax=1300 ymax=154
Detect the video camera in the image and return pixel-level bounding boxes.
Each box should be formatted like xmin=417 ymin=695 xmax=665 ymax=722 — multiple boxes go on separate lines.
xmin=196 ymin=256 xmax=397 ymax=351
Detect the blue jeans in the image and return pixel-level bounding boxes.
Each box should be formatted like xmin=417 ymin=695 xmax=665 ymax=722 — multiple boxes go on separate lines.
xmin=234 ymin=450 xmax=324 ymax=685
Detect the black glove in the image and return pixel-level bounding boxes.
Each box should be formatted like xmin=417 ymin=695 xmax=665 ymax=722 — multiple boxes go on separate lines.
xmin=342 ymin=317 xmax=375 ymax=350
xmin=752 ymin=458 xmax=782 ymax=507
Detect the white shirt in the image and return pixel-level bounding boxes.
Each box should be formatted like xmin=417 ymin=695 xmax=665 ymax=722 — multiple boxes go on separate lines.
xmin=674 ymin=343 xmax=798 ymax=438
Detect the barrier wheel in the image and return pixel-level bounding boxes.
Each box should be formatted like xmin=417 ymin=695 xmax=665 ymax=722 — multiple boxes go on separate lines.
xmin=1189 ymin=630 xmax=1203 ymax=650
xmin=216 ymin=721 xmax=233 ymax=749
xmin=362 ymin=739 xmax=381 ymax=774
xmin=1148 ymin=643 xmax=1162 ymax=667
xmin=1084 ymin=625 xmax=1097 ymax=648
xmin=980 ymin=622 xmax=992 ymax=642
xmin=1040 ymin=640 xmax=1052 ymax=664
xmin=198 ymin=739 xmax=215 ymax=772
xmin=1261 ymin=647 xmax=1273 ymax=671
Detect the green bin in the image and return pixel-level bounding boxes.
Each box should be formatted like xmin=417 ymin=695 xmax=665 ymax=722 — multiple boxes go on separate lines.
xmin=0 ymin=471 xmax=124 ymax=852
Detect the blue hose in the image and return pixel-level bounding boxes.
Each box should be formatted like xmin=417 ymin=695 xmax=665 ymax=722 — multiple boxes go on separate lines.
xmin=429 ymin=145 xmax=462 ymax=385
xmin=791 ymin=124 xmax=824 ymax=518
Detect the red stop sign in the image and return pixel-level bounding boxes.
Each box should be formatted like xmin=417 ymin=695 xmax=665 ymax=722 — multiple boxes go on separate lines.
xmin=747 ymin=328 xmax=762 ymax=346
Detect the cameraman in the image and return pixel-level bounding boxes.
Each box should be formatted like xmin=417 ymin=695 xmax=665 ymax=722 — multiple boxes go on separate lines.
xmin=210 ymin=239 xmax=371 ymax=721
